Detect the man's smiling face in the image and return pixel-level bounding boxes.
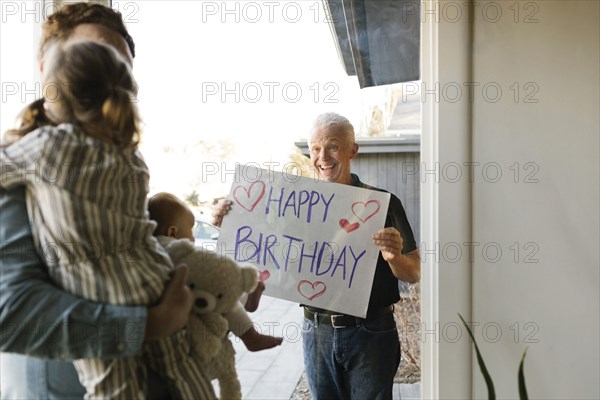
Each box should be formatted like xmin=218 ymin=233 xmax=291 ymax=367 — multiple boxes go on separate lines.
xmin=309 ymin=125 xmax=358 ymax=185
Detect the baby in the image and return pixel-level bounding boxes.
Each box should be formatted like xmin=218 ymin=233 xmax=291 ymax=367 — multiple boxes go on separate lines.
xmin=148 ymin=192 xmax=283 ymax=352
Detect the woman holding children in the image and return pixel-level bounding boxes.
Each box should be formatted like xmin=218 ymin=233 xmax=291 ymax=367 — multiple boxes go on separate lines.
xmin=1 ymin=3 xmax=210 ymax=399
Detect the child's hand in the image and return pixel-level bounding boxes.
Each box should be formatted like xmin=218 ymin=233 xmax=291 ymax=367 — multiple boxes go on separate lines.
xmin=211 ymin=199 xmax=232 ymax=227
xmin=145 ymin=265 xmax=194 ymax=341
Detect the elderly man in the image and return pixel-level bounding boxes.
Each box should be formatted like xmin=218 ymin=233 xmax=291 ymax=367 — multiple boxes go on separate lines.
xmin=303 ymin=112 xmax=420 ymax=399
xmin=0 ymin=3 xmax=211 ymax=399
xmin=213 ymin=112 xmax=420 ymax=399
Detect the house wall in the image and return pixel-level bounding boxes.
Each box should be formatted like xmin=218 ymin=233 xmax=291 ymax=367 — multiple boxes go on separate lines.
xmin=352 ymin=151 xmax=421 ymax=242
xmin=420 ymin=0 xmax=474 ymax=396
xmin=471 ymin=1 xmax=599 ymax=398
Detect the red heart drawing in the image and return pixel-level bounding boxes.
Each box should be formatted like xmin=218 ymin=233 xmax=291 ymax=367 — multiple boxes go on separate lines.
xmin=339 ymin=218 xmax=360 ymax=233
xmin=297 ymin=280 xmax=327 ymax=301
xmin=351 ymin=200 xmax=381 ymax=223
xmin=233 ymin=181 xmax=266 ymax=212
xmin=258 ymin=269 xmax=270 ymax=282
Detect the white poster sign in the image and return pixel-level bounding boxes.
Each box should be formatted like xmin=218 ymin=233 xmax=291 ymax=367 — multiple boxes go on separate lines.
xmin=217 ymin=164 xmax=390 ymax=317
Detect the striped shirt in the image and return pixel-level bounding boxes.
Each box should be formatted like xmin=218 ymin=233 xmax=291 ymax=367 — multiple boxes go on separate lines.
xmin=1 ymin=123 xmax=215 ymax=399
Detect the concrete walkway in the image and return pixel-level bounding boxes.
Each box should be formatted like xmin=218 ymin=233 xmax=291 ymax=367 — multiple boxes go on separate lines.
xmin=393 ymin=383 xmax=421 ymax=400
xmin=229 ymin=296 xmax=305 ymax=399
xmin=225 ymin=296 xmax=421 ymax=400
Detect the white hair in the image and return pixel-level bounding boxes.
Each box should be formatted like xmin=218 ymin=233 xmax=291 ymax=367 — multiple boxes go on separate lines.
xmin=310 ymin=112 xmax=355 ymax=141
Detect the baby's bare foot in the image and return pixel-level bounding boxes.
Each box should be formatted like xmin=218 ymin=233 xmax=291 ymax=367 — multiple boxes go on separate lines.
xmin=241 ymin=327 xmax=283 ymax=352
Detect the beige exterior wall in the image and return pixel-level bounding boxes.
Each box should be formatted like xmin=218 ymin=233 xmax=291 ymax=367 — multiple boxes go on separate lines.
xmin=470 ymin=1 xmax=599 ymax=398
xmin=423 ymin=1 xmax=599 ymax=398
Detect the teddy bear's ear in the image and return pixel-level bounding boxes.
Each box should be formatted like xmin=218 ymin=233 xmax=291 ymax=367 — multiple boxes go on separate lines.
xmin=164 ymin=238 xmax=196 ymax=264
xmin=240 ymin=267 xmax=259 ymax=293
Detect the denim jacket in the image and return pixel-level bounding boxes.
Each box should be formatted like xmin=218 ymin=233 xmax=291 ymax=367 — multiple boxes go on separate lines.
xmin=0 ymin=187 xmax=152 ymax=398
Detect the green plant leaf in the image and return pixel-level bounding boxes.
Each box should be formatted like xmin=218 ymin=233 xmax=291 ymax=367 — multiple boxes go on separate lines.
xmin=458 ymin=313 xmax=496 ymax=400
xmin=518 ymin=347 xmax=529 ymax=400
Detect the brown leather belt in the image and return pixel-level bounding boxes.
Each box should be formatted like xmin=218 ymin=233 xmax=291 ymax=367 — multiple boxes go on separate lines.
xmin=303 ymin=306 xmax=394 ymax=329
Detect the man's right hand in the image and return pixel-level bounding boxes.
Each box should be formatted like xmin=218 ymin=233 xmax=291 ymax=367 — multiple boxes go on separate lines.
xmin=145 ymin=265 xmax=194 ymax=341
xmin=211 ymin=199 xmax=232 ymax=227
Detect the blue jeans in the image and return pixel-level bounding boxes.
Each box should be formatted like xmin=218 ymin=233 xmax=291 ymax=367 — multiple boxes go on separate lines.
xmin=0 ymin=353 xmax=171 ymax=399
xmin=302 ymin=312 xmax=401 ymax=400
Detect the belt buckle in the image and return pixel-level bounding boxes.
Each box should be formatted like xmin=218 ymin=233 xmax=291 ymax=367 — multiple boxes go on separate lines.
xmin=331 ymin=314 xmax=348 ymax=328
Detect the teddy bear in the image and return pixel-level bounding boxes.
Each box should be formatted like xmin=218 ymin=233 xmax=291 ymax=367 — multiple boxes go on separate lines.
xmin=160 ymin=237 xmax=258 ymax=400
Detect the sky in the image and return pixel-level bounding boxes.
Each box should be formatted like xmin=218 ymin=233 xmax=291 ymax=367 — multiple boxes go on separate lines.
xmin=123 ymin=0 xmax=392 ymax=203
xmin=1 ymin=0 xmax=413 ymax=206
